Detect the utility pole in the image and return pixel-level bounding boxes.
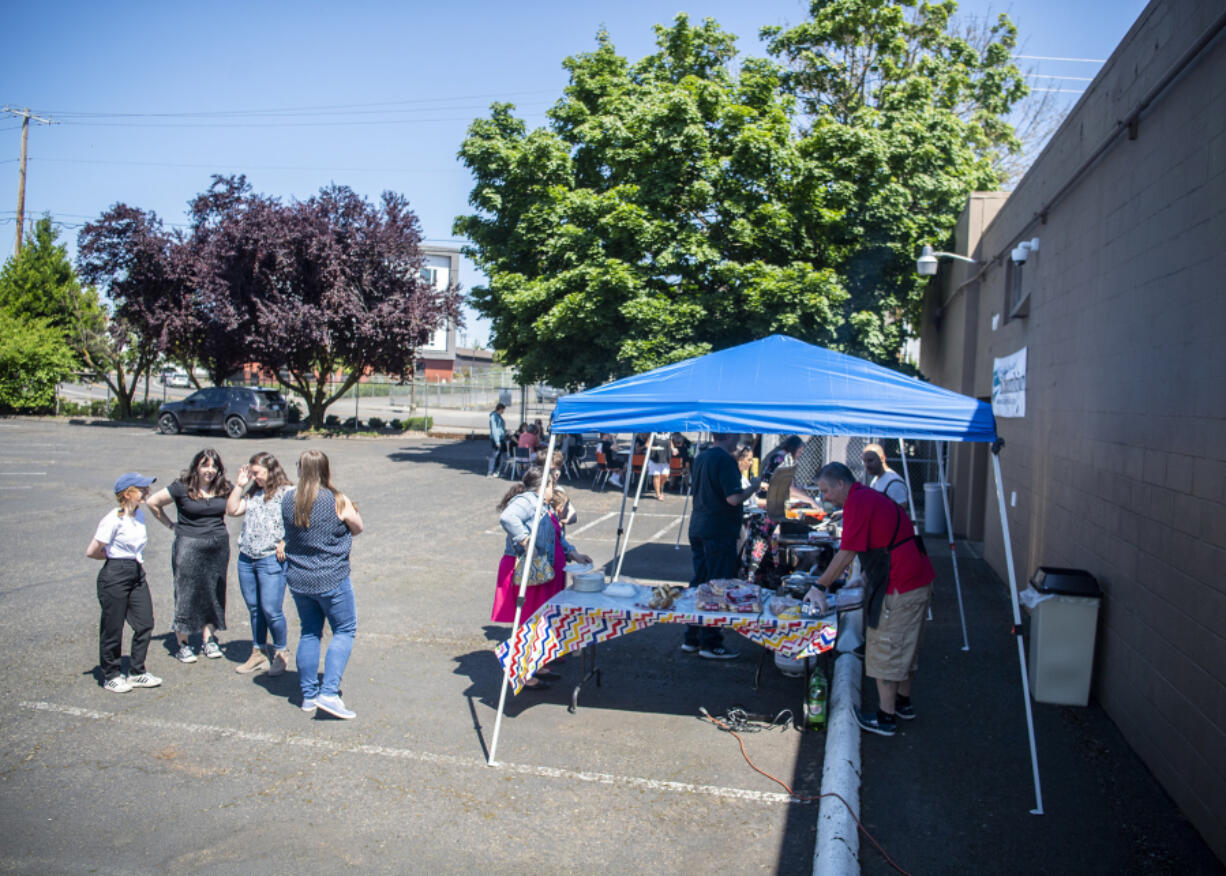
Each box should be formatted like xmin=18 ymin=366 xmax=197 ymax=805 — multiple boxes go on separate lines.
xmin=2 ymin=106 xmax=56 ymax=258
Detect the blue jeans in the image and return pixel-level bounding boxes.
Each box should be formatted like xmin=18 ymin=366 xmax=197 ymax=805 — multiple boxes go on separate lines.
xmin=236 ymin=552 xmax=288 ymax=651
xmin=291 ymin=580 xmax=356 ymax=699
xmin=685 ymin=534 xmax=738 ymax=649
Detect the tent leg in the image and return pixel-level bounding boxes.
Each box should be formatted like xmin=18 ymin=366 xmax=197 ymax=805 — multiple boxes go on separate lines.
xmin=936 ymin=442 xmax=970 ymax=650
xmin=612 ymin=433 xmax=654 ymax=583
xmin=674 ymin=479 xmax=692 ymax=550
xmin=488 ymin=432 xmax=558 ymax=767
xmin=992 ymin=448 xmax=1044 ymax=815
xmin=897 ymin=441 xmax=932 ymax=622
xmin=610 ymin=441 xmax=634 ymax=572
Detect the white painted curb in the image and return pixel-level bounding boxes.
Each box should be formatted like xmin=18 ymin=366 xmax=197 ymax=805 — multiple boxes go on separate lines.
xmin=813 ymin=652 xmax=863 ymax=876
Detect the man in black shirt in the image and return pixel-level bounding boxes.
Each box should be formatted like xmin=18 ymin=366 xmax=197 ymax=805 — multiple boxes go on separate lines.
xmin=683 ymin=433 xmax=762 ymax=659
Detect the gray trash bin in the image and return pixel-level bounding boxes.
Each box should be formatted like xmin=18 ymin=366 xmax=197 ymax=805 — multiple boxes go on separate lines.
xmin=1024 ymin=567 xmax=1101 ymax=706
xmin=923 ymin=482 xmax=951 ymax=534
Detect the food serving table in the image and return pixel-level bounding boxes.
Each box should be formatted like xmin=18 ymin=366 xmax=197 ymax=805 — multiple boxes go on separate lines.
xmin=494 ymin=584 xmax=839 ymax=710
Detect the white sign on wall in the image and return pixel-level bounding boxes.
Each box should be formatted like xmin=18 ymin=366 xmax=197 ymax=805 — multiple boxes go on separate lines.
xmin=992 ymin=346 xmax=1027 ymax=418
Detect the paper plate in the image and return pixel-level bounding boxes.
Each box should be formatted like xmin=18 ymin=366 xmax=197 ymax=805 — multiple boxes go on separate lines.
xmin=604 ymin=581 xmax=637 ymax=598
xmin=564 ymin=561 xmax=594 ymax=574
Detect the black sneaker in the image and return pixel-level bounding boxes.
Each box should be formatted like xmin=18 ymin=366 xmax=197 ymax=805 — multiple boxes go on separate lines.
xmin=699 ymin=646 xmax=739 ymax=660
xmin=857 ymin=709 xmax=897 ymax=736
xmin=895 ymin=701 xmax=916 ymax=721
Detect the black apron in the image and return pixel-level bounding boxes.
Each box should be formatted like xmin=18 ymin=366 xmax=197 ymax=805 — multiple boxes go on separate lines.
xmin=860 ymin=502 xmax=927 ymax=628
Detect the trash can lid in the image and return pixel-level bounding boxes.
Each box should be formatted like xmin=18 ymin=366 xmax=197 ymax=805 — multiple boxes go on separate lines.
xmin=1030 ymin=566 xmax=1101 ymax=598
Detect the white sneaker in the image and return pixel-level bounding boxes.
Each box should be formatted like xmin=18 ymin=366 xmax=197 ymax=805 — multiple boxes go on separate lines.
xmin=315 ymin=694 xmax=355 ymax=720
xmin=126 ymin=672 xmax=162 ymax=688
xmin=103 ymin=676 xmax=133 ymax=693
xmin=175 ymin=644 xmax=197 ymax=663
xmin=202 ymin=638 xmax=223 ymax=659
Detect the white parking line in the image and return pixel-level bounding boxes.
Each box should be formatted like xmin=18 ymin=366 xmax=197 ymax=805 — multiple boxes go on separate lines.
xmin=648 ymin=517 xmax=681 ymax=541
xmin=19 ymin=700 xmax=799 ymax=806
xmin=0 ymin=472 xmax=47 ymax=476
xmin=568 ymin=510 xmax=616 ymax=536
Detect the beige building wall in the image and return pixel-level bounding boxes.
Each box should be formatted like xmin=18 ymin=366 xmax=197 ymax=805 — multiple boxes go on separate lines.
xmin=920 ymin=0 xmax=1226 ymax=860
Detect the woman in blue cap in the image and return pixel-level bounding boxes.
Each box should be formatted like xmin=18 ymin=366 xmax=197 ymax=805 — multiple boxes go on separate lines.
xmin=86 ymin=472 xmax=165 ymax=693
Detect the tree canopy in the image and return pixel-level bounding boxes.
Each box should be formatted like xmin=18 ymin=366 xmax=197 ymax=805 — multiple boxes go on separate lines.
xmin=456 ymin=2 xmax=1027 ymax=385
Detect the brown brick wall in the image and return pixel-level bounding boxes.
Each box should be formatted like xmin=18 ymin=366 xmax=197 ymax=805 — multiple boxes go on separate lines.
xmin=920 ymin=0 xmax=1226 ymax=860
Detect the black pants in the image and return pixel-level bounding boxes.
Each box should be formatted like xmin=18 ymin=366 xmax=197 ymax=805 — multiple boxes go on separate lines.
xmin=684 ymin=534 xmax=738 ymax=649
xmin=97 ymin=558 xmax=154 ymax=680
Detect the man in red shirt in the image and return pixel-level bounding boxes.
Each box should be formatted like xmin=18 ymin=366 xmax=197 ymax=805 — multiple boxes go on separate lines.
xmin=805 ymin=462 xmax=934 ymax=736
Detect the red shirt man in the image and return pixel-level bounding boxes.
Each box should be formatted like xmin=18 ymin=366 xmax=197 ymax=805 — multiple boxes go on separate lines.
xmin=839 ymin=483 xmax=933 ymax=594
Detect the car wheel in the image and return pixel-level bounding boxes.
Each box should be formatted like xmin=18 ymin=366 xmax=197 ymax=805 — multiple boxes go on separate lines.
xmin=158 ymin=413 xmax=181 ymax=435
xmin=225 ymin=416 xmax=249 ymax=439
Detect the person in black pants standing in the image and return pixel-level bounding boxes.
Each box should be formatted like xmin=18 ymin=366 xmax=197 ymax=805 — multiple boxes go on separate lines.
xmin=683 ymin=433 xmax=762 ymax=659
xmin=86 ymin=472 xmax=164 ymax=693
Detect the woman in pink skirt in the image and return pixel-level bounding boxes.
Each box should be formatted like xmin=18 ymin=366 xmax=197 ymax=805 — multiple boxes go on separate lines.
xmin=492 ymin=467 xmax=591 ymax=689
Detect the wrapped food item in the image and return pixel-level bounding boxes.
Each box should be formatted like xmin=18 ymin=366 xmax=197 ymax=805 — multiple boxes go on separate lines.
xmin=695 ymin=581 xmax=762 ymax=613
xmin=770 ymin=596 xmax=802 ymax=620
xmin=648 ymin=585 xmax=683 ymax=610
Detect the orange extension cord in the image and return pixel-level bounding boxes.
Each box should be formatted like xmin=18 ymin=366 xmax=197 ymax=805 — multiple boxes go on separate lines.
xmin=699 ymin=710 xmax=913 ymax=876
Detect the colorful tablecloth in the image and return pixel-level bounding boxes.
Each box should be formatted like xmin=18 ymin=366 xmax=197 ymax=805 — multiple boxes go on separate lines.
xmin=494 ymin=585 xmax=838 ymax=694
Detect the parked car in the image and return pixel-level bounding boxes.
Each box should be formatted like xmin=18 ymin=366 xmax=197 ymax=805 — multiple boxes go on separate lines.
xmin=536 ymin=384 xmax=565 ymax=403
xmin=160 ymin=370 xmax=191 ymax=388
xmin=157 ymin=387 xmax=288 ymax=438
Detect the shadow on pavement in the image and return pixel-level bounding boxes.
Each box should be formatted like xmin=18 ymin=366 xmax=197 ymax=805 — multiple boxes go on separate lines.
xmin=387 ymin=440 xmax=489 ymax=477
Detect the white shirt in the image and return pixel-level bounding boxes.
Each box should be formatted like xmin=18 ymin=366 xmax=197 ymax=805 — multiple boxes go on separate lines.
xmin=870 ymin=470 xmax=909 ymax=506
xmin=93 ymin=508 xmax=148 ymax=563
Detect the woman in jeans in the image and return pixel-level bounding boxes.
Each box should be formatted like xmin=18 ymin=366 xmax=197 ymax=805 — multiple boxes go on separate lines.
xmin=86 ymin=472 xmax=163 ymax=693
xmin=226 ymin=452 xmax=293 ymax=676
xmin=282 ymin=450 xmax=363 ymax=719
xmin=147 ymin=449 xmax=232 ymax=663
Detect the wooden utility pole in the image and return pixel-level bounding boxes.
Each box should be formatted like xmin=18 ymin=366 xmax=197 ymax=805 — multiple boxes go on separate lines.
xmin=2 ymin=106 xmax=55 ymax=258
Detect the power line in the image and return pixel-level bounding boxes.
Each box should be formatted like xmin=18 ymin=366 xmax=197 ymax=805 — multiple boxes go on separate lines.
xmin=2 ymin=106 xmax=57 ymax=255
xmin=1030 ymin=88 xmax=1086 ymax=94
xmin=59 ymin=113 xmax=548 ymax=129
xmin=1014 ymin=54 xmax=1106 ymax=63
xmin=1025 ymin=73 xmax=1095 ymax=82
xmin=29 ymin=157 xmax=467 ymax=174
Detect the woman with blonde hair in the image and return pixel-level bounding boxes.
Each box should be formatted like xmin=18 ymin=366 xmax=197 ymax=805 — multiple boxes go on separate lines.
xmin=86 ymin=472 xmax=164 ymax=693
xmin=147 ymin=449 xmax=233 ymax=663
xmin=281 ymin=450 xmax=363 ymax=719
xmin=226 ymin=451 xmax=293 ymax=675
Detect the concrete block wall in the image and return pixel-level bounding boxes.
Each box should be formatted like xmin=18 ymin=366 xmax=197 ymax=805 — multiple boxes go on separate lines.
xmin=921 ymin=0 xmax=1226 ymax=860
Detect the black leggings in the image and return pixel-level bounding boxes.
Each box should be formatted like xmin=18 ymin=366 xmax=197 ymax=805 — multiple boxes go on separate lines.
xmin=97 ymin=558 xmax=154 ymax=680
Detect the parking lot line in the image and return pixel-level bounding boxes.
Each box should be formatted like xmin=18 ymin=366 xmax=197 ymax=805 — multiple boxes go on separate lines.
xmin=0 ymin=472 xmax=47 ymax=476
xmin=567 ymin=510 xmax=616 ymax=536
xmin=20 ymin=700 xmax=798 ymax=806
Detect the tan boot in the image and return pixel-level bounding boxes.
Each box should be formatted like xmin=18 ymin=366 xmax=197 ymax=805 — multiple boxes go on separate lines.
xmin=268 ymin=650 xmax=290 ymax=677
xmin=235 ymin=647 xmax=270 ymax=674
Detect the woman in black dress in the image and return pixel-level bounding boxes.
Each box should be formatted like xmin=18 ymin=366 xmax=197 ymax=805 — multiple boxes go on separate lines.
xmin=147 ymin=449 xmax=233 ymax=663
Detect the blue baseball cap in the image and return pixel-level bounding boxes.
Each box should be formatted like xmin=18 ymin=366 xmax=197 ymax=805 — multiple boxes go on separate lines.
xmin=114 ymin=472 xmax=156 ymax=493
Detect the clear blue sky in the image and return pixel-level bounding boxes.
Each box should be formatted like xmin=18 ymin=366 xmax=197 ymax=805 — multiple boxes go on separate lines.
xmin=1 ymin=0 xmax=1148 ymax=346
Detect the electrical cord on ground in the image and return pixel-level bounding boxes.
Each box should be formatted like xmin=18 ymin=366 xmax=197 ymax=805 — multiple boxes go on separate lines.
xmin=699 ymin=707 xmax=912 ymax=876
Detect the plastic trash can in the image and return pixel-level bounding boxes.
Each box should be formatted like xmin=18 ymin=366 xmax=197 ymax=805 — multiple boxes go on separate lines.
xmin=1024 ymin=567 xmax=1102 ymax=706
xmin=923 ymin=482 xmax=951 ymax=534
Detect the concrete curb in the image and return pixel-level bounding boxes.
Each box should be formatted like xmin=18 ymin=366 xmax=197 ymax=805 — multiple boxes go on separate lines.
xmin=813 ymin=652 xmax=863 ymax=876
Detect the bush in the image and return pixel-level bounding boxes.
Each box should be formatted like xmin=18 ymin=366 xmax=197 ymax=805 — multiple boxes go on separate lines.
xmin=324 ymin=414 xmax=341 ymax=429
xmin=115 ymin=400 xmax=158 ymax=421
xmin=342 ymin=416 xmax=359 ymax=430
xmin=390 ymin=418 xmax=402 ymax=431
xmin=287 ymin=401 xmax=303 ymax=424
xmin=402 ymin=416 xmax=433 ymax=432
xmin=0 ymin=314 xmax=76 ymax=413
xmin=367 ymin=416 xmax=385 ymax=430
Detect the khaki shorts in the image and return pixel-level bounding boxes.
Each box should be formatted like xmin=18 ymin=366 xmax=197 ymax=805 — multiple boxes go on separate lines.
xmin=865 ymin=585 xmax=932 ymax=682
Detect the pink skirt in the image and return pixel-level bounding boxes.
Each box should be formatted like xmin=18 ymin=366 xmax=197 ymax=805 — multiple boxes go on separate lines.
xmin=490 ymin=517 xmax=567 ymax=623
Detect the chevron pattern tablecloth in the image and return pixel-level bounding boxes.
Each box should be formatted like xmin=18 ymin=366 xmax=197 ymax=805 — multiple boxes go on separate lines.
xmin=494 ymin=587 xmax=837 ymax=694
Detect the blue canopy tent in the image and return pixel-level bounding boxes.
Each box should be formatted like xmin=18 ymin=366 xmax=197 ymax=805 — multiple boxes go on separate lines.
xmin=487 ymin=335 xmax=1043 ymax=815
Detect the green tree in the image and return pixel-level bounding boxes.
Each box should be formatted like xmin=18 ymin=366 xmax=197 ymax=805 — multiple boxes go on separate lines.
xmin=0 ymin=312 xmax=77 ymax=413
xmin=763 ymin=0 xmax=1027 ymax=359
xmin=456 ymin=15 xmax=847 ymax=388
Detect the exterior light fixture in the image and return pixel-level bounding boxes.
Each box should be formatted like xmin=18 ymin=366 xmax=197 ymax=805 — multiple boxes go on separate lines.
xmin=1010 ymin=238 xmax=1040 ymax=264
xmin=916 ymin=244 xmax=979 ymax=276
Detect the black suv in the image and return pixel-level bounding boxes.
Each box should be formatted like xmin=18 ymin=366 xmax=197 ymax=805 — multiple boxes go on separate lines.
xmin=157 ymin=387 xmax=288 ymax=438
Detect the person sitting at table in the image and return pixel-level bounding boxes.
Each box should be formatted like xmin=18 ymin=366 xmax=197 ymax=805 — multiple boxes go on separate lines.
xmin=517 ymin=423 xmax=541 ymax=452
xmin=600 ymin=433 xmax=626 ymax=488
xmin=862 ymin=443 xmax=909 ymax=507
xmin=635 ymin=434 xmax=670 ymax=500
xmin=491 ymin=467 xmax=592 ymax=690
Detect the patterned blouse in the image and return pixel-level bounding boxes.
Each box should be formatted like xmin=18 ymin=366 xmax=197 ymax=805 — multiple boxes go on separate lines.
xmin=237 ymin=485 xmax=289 ymax=559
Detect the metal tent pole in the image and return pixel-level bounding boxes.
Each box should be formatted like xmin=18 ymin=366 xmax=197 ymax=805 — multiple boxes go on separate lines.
xmin=487 ymin=431 xmax=558 ymax=767
xmin=897 ymin=440 xmax=932 ymax=621
xmin=610 ymin=438 xmax=634 ymax=569
xmin=936 ymin=442 xmax=970 ymax=650
xmin=991 ymin=444 xmax=1044 ymax=815
xmin=674 ymin=478 xmax=692 ymax=550
xmin=612 ymin=433 xmax=654 ymax=583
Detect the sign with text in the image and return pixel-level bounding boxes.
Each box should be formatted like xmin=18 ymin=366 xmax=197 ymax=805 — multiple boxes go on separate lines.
xmin=992 ymin=347 xmax=1027 ymax=418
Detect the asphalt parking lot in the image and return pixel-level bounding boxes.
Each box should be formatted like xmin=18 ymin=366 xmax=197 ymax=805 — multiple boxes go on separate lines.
xmin=0 ymin=418 xmax=824 ymax=874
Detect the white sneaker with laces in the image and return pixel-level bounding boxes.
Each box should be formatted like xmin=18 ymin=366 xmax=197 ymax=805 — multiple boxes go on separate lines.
xmin=315 ymin=694 xmax=355 ymax=720
xmin=202 ymin=638 xmax=223 ymax=659
xmin=126 ymin=672 xmax=162 ymax=688
xmin=103 ymin=676 xmax=133 ymax=693
xmin=175 ymin=644 xmax=197 ymax=664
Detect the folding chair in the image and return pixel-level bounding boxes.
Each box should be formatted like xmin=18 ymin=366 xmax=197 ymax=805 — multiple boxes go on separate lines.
xmin=508 ymin=446 xmax=532 ymax=480
xmin=593 ymin=450 xmax=612 ymax=491
xmin=630 ymin=453 xmax=645 ymax=479
xmin=667 ymin=455 xmax=689 ymax=493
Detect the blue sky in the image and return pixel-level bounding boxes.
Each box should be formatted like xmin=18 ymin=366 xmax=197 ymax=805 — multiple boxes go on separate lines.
xmin=1 ymin=0 xmax=1148 ymax=346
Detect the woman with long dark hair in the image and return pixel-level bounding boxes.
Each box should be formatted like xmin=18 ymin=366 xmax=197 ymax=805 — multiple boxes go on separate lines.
xmin=226 ymin=451 xmax=293 ymax=675
xmin=147 ymin=449 xmax=233 ymax=663
xmin=492 ymin=468 xmax=591 ymax=689
xmin=282 ymin=450 xmax=363 ymax=719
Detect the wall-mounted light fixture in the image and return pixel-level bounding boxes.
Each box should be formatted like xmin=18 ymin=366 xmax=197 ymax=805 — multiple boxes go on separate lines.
xmin=1010 ymin=238 xmax=1040 ymax=264
xmin=916 ymin=244 xmax=979 ymax=276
